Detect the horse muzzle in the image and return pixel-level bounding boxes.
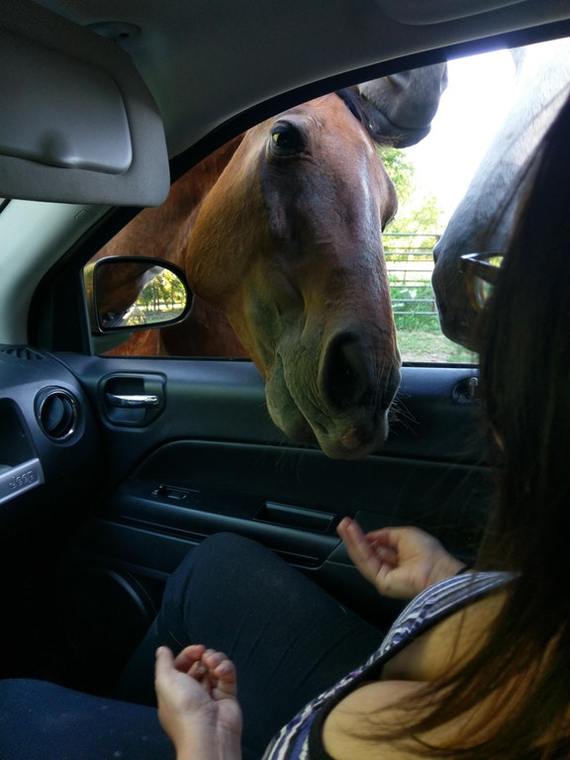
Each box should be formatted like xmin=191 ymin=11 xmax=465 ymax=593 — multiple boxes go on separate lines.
xmin=318 ymin=329 xmax=400 ymax=414
xmin=313 ymin=328 xmax=400 ymax=458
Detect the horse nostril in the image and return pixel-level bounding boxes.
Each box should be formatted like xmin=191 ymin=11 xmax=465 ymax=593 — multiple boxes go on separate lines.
xmin=321 ymin=331 xmax=371 ymax=411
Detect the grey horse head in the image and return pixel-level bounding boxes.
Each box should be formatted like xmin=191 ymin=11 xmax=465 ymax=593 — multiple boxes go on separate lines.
xmin=357 ymin=63 xmax=448 ymax=147
xmin=432 ymin=39 xmax=570 ymax=349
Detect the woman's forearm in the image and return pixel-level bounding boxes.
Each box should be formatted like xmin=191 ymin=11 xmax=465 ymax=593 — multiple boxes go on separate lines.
xmin=428 ymin=554 xmax=468 ymax=585
xmin=176 ymin=726 xmax=241 ymax=760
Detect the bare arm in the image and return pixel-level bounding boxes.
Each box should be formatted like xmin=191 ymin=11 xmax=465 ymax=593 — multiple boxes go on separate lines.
xmin=324 ymin=591 xmax=509 ymax=758
xmin=155 ymin=645 xmax=242 ymax=760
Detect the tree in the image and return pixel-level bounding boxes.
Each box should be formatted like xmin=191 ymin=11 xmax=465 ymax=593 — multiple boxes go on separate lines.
xmin=388 ymin=193 xmax=443 ymax=236
xmin=378 ymin=146 xmax=443 ymax=236
xmin=378 ymin=146 xmax=414 ymax=205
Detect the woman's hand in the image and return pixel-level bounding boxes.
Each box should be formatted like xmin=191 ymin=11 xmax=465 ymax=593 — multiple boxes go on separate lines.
xmin=337 ymin=518 xmax=466 ymax=599
xmin=155 ymin=644 xmax=242 ymax=760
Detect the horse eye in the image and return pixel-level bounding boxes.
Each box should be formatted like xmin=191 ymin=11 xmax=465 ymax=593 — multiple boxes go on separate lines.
xmin=270 ymin=122 xmax=304 ymax=155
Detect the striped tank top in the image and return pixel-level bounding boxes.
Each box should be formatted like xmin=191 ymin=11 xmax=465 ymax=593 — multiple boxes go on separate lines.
xmin=262 ymin=570 xmax=515 ymax=760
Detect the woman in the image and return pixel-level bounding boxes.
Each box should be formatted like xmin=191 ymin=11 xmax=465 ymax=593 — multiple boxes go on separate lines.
xmin=152 ymin=91 xmax=570 ymax=758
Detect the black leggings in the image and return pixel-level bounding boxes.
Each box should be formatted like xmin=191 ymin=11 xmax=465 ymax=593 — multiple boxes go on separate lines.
xmin=0 ymin=533 xmax=382 ymax=759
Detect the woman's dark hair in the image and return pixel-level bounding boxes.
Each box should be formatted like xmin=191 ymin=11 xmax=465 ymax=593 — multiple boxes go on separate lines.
xmin=363 ymin=91 xmax=570 ymax=756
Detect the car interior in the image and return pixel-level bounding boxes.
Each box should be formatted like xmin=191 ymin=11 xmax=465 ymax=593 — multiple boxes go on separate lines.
xmin=1 ymin=0 xmax=570 ymax=702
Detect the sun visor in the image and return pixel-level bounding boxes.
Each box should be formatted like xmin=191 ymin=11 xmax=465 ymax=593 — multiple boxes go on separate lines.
xmin=0 ymin=1 xmax=169 ymax=206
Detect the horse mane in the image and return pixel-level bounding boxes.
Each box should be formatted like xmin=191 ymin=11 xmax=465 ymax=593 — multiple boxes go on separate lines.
xmin=335 ymin=87 xmax=397 ymax=147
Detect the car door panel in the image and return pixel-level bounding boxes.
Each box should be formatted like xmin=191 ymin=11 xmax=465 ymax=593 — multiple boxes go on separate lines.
xmin=54 ymin=353 xmax=490 ymax=635
xmin=58 ymin=355 xmax=485 ymax=467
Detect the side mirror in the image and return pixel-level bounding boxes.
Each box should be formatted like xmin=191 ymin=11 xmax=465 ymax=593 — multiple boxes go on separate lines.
xmin=87 ymin=256 xmax=192 ymax=334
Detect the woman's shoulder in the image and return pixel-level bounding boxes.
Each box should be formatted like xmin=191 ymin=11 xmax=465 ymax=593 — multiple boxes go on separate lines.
xmin=381 ymin=575 xmax=510 ymax=682
xmin=371 ymin=570 xmax=516 ymax=673
xmin=323 ymin=584 xmax=511 ymax=759
xmin=323 ymin=679 xmax=430 ymax=759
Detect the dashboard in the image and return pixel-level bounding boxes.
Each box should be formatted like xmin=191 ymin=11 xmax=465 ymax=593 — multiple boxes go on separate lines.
xmin=0 ymin=345 xmax=101 ymax=511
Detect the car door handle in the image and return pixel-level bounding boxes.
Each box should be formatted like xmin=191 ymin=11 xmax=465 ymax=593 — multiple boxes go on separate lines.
xmin=105 ymin=393 xmax=160 ymax=408
xmin=100 ymin=373 xmax=165 ymax=426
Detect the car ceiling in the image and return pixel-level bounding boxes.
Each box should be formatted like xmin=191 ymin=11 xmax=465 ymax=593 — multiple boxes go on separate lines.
xmin=35 ymin=0 xmax=570 ymax=157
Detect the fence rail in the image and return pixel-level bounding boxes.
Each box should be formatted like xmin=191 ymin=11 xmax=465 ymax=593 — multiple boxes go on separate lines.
xmin=384 ymin=232 xmax=440 ymax=330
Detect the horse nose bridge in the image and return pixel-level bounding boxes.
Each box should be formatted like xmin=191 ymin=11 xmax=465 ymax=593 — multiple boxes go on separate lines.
xmin=318 ymin=328 xmax=397 ymax=413
xmin=321 ymin=261 xmax=392 ymax=318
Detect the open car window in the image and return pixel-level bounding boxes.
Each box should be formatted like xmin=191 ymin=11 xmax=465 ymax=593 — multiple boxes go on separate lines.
xmin=84 ymin=38 xmax=567 ymax=366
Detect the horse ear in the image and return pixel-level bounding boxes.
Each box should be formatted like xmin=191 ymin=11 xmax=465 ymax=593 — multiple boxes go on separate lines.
xmin=357 ymin=63 xmax=448 ymax=147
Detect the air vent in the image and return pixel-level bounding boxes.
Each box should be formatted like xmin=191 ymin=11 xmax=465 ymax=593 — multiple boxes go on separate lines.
xmin=36 ymin=388 xmax=79 ymax=442
xmin=0 ymin=345 xmax=44 ymax=361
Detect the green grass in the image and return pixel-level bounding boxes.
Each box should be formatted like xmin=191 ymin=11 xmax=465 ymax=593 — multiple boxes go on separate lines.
xmin=396 ymin=329 xmax=476 ymax=364
xmin=387 ymin=277 xmax=475 ymax=364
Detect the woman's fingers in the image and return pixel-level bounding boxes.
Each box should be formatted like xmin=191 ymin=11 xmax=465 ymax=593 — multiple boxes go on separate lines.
xmin=203 ymin=649 xmax=238 ymax=698
xmin=338 ymin=521 xmax=410 ymax=565
xmin=369 ymin=540 xmax=398 ymax=565
xmin=174 ymin=644 xmax=206 ymax=673
xmin=188 ymin=660 xmax=208 ymax=683
xmin=202 ymin=649 xmax=235 ymax=680
xmin=338 ymin=517 xmax=385 ymax=580
xmin=337 ymin=518 xmax=401 ymax=588
xmin=156 ymin=645 xmax=174 ymax=668
xmin=337 ymin=517 xmax=368 ymax=559
xmin=155 ymin=646 xmax=176 ymax=690
xmin=365 ymin=527 xmax=398 ymax=545
xmin=170 ymin=646 xmax=238 ymax=696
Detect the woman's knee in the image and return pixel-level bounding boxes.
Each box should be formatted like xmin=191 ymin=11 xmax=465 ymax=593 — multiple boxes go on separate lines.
xmin=159 ymin=533 xmax=270 ymax=629
xmin=173 ymin=532 xmax=271 ymax=583
xmin=196 ymin=531 xmax=265 ymax=559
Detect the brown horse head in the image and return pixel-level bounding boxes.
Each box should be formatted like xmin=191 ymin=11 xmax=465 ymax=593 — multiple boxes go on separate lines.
xmin=90 ymin=64 xmax=447 ymax=459
xmin=184 ymin=73 xmax=449 ymax=458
